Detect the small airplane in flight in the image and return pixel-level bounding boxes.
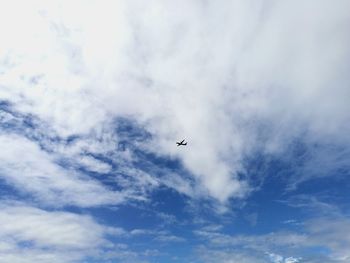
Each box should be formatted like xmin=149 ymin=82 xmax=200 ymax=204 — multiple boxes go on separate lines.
xmin=176 ymin=139 xmax=187 ymax=146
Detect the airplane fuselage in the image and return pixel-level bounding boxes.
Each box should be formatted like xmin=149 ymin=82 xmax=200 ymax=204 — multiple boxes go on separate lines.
xmin=176 ymin=140 xmax=187 ymax=146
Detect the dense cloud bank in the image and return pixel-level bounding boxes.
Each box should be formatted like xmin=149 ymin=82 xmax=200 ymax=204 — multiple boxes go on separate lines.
xmin=1 ymin=0 xmax=350 ymax=203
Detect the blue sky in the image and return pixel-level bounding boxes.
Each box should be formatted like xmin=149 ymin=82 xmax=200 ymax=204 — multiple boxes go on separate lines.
xmin=0 ymin=1 xmax=350 ymax=262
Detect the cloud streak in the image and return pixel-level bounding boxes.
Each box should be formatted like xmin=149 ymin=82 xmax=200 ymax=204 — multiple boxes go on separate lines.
xmin=0 ymin=133 xmax=124 ymax=207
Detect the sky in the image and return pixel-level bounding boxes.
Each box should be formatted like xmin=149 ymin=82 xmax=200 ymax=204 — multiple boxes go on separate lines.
xmin=0 ymin=0 xmax=350 ymax=262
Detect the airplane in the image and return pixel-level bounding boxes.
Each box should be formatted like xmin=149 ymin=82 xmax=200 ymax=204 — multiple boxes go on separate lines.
xmin=176 ymin=139 xmax=187 ymax=146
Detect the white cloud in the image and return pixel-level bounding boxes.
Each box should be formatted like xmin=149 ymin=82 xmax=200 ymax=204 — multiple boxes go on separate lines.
xmin=77 ymin=155 xmax=112 ymax=174
xmin=194 ymin=228 xmax=307 ymax=249
xmin=0 ymin=2 xmax=348 ymax=262
xmin=284 ymin=257 xmax=301 ymax=263
xmin=267 ymin=253 xmax=284 ymax=263
xmin=196 ymin=245 xmax=266 ymax=263
xmin=195 ymin=212 xmax=350 ymax=262
xmin=267 ymin=253 xmax=301 ymax=263
xmin=154 ymin=234 xmax=185 ymax=243
xmin=130 ymin=228 xmax=185 ymax=243
xmin=201 ymin=224 xmax=224 ymax=232
xmin=0 ymin=133 xmax=124 ymax=207
xmin=0 ymin=0 xmax=349 ymax=204
xmin=306 ymin=217 xmax=350 ymax=261
xmin=0 ymin=203 xmax=124 ymax=263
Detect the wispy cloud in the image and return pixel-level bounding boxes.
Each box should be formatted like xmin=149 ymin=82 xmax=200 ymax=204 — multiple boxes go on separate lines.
xmin=267 ymin=253 xmax=301 ymax=263
xmin=130 ymin=228 xmax=185 ymax=243
xmin=0 ymin=133 xmax=124 ymax=207
xmin=195 ymin=245 xmax=266 ymax=263
xmin=194 ymin=211 xmax=350 ymax=262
